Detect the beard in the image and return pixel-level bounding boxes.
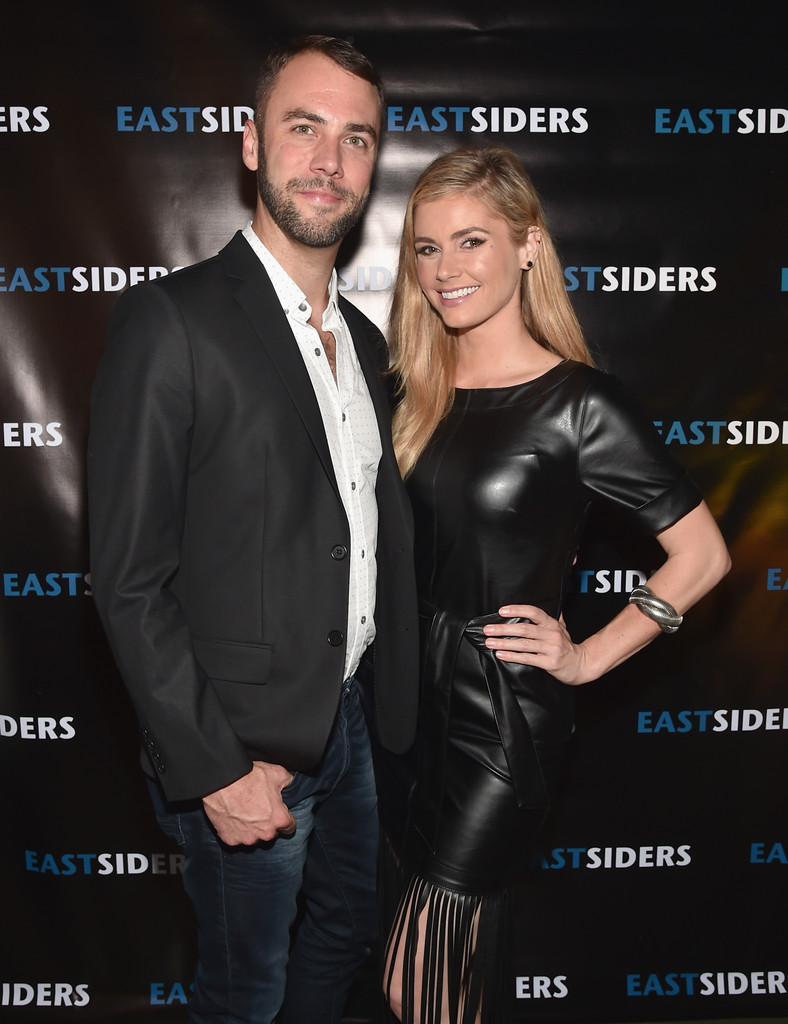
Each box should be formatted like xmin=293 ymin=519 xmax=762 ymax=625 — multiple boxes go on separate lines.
xmin=257 ymin=157 xmax=369 ymax=249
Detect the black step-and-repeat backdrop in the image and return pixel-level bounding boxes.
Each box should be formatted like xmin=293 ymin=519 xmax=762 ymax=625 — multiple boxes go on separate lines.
xmin=2 ymin=2 xmax=786 ymax=1021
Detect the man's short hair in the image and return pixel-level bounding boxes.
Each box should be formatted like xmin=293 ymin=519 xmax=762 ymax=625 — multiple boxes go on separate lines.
xmin=254 ymin=35 xmax=385 ymax=136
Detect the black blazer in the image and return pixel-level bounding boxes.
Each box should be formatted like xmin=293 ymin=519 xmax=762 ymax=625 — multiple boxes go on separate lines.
xmin=88 ymin=231 xmax=419 ymax=802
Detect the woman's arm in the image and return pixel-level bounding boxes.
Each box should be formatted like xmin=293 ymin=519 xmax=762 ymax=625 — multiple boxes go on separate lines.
xmin=482 ymin=501 xmax=731 ymax=686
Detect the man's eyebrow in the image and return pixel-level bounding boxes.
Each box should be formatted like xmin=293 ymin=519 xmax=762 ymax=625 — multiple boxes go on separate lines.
xmin=282 ymin=108 xmax=327 ymax=126
xmin=281 ymin=109 xmax=378 ymax=144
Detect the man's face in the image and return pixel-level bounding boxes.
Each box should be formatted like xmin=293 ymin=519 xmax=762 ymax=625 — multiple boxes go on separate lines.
xmin=245 ymin=51 xmax=381 ymax=249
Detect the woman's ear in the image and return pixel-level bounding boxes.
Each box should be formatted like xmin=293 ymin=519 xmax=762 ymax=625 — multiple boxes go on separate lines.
xmin=520 ymin=224 xmax=543 ymax=271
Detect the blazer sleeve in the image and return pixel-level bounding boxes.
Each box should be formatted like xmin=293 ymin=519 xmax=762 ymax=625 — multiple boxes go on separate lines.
xmin=87 ymin=282 xmax=253 ymax=800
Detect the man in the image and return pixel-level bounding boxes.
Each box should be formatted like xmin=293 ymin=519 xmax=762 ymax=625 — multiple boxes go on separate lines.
xmin=88 ymin=35 xmax=418 ymax=1024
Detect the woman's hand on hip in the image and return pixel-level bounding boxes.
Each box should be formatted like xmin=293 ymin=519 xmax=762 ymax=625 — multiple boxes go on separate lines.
xmin=483 ymin=604 xmax=590 ymax=685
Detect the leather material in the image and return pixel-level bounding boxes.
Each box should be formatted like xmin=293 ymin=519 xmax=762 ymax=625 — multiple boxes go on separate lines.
xmin=399 ymin=360 xmax=702 ymax=891
xmin=407 ymin=361 xmax=701 ymax=622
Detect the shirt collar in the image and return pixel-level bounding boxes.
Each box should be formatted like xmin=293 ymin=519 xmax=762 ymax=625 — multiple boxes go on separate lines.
xmin=242 ymin=222 xmax=341 ymax=329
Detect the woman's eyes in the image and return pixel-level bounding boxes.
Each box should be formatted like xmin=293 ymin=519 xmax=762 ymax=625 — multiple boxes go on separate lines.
xmin=415 ymin=237 xmax=486 ymax=258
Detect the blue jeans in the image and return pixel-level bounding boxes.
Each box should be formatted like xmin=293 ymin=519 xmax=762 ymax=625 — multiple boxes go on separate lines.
xmin=147 ymin=677 xmax=378 ymax=1024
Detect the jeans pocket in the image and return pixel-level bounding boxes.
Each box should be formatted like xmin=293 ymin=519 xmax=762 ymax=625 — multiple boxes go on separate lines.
xmin=281 ymin=771 xmax=302 ymax=802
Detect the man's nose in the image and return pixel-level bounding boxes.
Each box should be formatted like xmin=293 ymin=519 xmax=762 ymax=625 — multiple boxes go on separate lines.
xmin=309 ymin=135 xmax=343 ymax=178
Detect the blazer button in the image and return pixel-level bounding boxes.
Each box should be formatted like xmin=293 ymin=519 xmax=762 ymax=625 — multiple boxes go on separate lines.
xmin=327 ymin=630 xmax=344 ymax=647
xmin=331 ymin=544 xmax=348 ymax=560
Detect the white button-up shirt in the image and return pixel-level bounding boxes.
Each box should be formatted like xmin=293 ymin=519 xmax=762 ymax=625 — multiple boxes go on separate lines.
xmin=242 ymin=224 xmax=381 ymax=679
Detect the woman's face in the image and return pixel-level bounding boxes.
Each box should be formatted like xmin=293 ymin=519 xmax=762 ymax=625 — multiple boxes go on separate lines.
xmin=412 ymin=192 xmax=530 ymax=336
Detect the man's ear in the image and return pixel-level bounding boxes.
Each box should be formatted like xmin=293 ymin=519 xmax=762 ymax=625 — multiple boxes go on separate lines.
xmin=242 ymin=119 xmax=259 ymax=172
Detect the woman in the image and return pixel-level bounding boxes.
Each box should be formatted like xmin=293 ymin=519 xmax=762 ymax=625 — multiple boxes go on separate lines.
xmin=380 ymin=147 xmax=730 ymax=1024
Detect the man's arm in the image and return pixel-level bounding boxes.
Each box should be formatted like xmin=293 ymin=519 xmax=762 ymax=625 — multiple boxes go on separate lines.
xmin=88 ymin=283 xmax=253 ymax=801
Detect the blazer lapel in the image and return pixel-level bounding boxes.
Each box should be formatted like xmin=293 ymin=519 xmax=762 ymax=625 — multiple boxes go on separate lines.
xmin=341 ymin=299 xmax=400 ymax=476
xmin=220 ymin=233 xmax=340 ymax=499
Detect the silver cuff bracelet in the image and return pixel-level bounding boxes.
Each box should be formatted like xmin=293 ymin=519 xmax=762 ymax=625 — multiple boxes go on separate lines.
xmin=628 ymin=584 xmax=683 ymax=634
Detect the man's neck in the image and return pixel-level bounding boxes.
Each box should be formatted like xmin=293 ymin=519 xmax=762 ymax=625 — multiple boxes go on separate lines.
xmin=250 ymin=208 xmax=338 ymax=319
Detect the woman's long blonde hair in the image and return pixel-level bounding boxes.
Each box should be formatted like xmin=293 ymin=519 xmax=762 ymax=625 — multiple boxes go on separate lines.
xmin=389 ymin=147 xmax=593 ymax=477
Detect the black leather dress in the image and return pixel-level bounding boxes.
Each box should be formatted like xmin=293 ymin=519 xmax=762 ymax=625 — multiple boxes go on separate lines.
xmin=383 ymin=360 xmax=702 ymax=1023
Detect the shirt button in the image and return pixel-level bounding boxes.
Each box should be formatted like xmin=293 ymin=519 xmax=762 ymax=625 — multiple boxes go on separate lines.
xmin=299 ymin=302 xmax=307 ymax=312
xmin=315 ymin=347 xmax=321 ymax=356
xmin=331 ymin=544 xmax=348 ymax=560
xmin=351 ymin=482 xmax=356 ymax=490
xmin=361 ymin=550 xmax=365 ymax=559
xmin=361 ymin=616 xmax=366 ymax=624
xmin=342 ymin=413 xmax=346 ymax=422
xmin=327 ymin=630 xmax=344 ymax=647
